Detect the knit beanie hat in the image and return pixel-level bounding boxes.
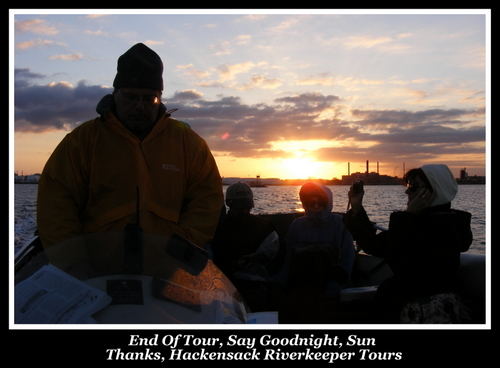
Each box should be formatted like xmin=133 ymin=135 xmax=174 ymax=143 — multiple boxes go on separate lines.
xmin=225 ymin=182 xmax=254 ymax=209
xmin=113 ymin=43 xmax=163 ymax=91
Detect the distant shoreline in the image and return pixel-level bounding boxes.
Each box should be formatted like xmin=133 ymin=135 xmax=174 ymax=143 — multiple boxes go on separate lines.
xmin=14 ymin=180 xmax=485 ymax=185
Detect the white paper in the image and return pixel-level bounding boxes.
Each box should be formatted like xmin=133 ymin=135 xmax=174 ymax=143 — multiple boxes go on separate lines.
xmin=15 ymin=264 xmax=112 ymax=324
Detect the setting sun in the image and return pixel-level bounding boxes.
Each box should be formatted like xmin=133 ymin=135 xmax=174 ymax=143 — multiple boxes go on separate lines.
xmin=282 ymin=158 xmax=336 ymax=180
xmin=284 ymin=158 xmax=318 ymax=179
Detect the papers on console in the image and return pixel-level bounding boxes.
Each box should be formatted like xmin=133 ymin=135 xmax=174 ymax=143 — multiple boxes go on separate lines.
xmin=15 ymin=264 xmax=112 ymax=324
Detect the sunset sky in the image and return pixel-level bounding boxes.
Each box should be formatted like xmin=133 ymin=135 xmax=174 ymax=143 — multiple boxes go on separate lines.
xmin=11 ymin=9 xmax=490 ymax=180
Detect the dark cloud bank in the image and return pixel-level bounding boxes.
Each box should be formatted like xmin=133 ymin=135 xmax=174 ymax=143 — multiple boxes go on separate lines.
xmin=14 ymin=68 xmax=485 ymax=172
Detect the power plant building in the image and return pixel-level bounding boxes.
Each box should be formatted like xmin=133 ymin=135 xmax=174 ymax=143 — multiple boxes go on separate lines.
xmin=341 ymin=161 xmax=401 ymax=185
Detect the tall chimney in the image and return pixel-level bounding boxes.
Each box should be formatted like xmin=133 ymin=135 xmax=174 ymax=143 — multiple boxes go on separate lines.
xmin=366 ymin=160 xmax=369 ymax=174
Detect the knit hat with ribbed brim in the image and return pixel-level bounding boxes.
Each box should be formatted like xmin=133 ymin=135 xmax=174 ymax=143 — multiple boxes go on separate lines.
xmin=113 ymin=43 xmax=163 ymax=91
xmin=225 ymin=182 xmax=254 ymax=209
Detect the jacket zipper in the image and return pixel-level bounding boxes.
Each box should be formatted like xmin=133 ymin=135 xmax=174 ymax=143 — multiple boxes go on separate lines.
xmin=137 ymin=142 xmax=150 ymax=229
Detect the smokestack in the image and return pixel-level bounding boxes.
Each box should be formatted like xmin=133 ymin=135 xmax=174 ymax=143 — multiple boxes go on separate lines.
xmin=366 ymin=160 xmax=369 ymax=174
xmin=377 ymin=162 xmax=379 ymax=174
xmin=348 ymin=162 xmax=350 ymax=176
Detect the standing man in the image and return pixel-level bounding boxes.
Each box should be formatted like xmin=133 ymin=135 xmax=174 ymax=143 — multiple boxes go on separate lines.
xmin=37 ymin=43 xmax=223 ymax=249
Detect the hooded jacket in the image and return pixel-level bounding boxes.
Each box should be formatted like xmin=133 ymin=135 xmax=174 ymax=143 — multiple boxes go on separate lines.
xmin=344 ymin=164 xmax=473 ymax=313
xmin=37 ymin=96 xmax=223 ymax=249
xmin=274 ymin=183 xmax=355 ymax=297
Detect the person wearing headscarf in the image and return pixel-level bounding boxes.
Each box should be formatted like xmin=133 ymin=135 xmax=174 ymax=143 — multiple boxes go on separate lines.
xmin=274 ymin=183 xmax=355 ymax=298
xmin=344 ymin=164 xmax=473 ymax=322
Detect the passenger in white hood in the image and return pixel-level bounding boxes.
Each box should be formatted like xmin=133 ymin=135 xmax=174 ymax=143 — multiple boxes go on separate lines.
xmin=420 ymin=164 xmax=459 ymax=207
xmin=405 ymin=164 xmax=459 ymax=213
xmin=344 ymin=164 xmax=472 ymax=323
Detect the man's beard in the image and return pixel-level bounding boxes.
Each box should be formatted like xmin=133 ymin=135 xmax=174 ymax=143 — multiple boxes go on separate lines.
xmin=123 ymin=115 xmax=156 ymax=138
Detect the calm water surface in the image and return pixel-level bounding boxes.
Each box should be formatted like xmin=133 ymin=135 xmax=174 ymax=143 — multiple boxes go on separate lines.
xmin=250 ymin=184 xmax=486 ymax=254
xmin=13 ymin=184 xmax=486 ymax=254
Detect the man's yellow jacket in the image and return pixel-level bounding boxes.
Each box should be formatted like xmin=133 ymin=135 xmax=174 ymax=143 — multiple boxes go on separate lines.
xmin=37 ymin=110 xmax=223 ymax=249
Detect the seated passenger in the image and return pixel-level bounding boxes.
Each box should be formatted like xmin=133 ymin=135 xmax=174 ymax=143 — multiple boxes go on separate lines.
xmin=343 ymin=164 xmax=473 ymax=323
xmin=210 ymin=182 xmax=279 ymax=312
xmin=274 ymin=183 xmax=355 ymax=298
